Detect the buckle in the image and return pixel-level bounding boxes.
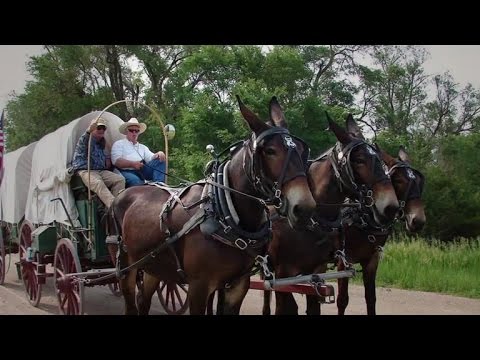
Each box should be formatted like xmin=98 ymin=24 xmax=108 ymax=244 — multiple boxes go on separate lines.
xmin=235 ymin=238 xmax=248 ymax=250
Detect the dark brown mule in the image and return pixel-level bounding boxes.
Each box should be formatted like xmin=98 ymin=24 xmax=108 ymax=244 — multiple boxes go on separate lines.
xmin=110 ymin=96 xmax=316 ymax=315
xmin=336 ymin=145 xmax=426 ymax=315
xmin=261 ymin=114 xmax=399 ymax=315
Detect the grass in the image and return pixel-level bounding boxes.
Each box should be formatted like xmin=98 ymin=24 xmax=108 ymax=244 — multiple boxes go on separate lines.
xmin=349 ymin=235 xmax=480 ymax=299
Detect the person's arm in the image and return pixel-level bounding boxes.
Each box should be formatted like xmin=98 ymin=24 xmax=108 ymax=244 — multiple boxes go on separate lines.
xmin=112 ymin=140 xmax=143 ymax=170
xmin=143 ymin=145 xmax=165 ymax=162
xmin=104 ymin=142 xmax=112 ymax=170
xmin=115 ymin=158 xmax=143 ymax=170
xmin=71 ymin=132 xmax=89 ymax=170
xmin=143 ymin=145 xmax=155 ymax=163
xmin=155 ymin=151 xmax=166 ymax=162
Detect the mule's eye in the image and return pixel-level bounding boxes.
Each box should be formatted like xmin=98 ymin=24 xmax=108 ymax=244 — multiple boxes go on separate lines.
xmin=264 ymin=147 xmax=276 ymax=156
xmin=352 ymin=157 xmax=366 ymax=165
xmin=392 ymin=174 xmax=405 ymax=185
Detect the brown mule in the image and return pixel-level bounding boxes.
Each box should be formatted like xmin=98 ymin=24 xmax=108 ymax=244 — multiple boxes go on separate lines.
xmin=110 ymin=96 xmax=316 ymax=315
xmin=262 ymin=114 xmax=399 ymax=315
xmin=336 ymin=145 xmax=426 ymax=315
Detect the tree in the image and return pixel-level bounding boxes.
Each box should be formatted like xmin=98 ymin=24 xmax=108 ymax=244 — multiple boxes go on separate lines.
xmin=422 ymin=133 xmax=480 ymax=240
xmin=418 ymin=72 xmax=480 ymax=138
xmin=356 ymin=45 xmax=429 ymax=138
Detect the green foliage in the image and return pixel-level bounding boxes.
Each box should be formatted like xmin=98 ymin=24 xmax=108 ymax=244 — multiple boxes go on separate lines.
xmin=349 ymin=235 xmax=480 ymax=299
xmin=421 ymin=134 xmax=480 ymax=239
xmin=4 ymin=44 xmax=480 ymax=241
xmin=5 ymin=46 xmax=116 ymax=150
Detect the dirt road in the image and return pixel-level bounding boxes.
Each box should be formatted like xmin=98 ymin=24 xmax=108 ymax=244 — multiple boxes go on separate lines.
xmin=2 ymin=253 xmax=480 ymax=315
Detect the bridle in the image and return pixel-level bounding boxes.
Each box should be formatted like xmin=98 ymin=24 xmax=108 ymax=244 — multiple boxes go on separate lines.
xmin=243 ymin=127 xmax=310 ymax=211
xmin=387 ymin=161 xmax=425 ymax=219
xmin=330 ymin=139 xmax=390 ymax=210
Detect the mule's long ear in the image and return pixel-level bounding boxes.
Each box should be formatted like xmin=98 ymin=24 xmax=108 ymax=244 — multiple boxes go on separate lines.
xmin=398 ymin=145 xmax=410 ymax=163
xmin=236 ymin=95 xmax=269 ymax=134
xmin=269 ymin=96 xmax=288 ymax=128
xmin=326 ymin=112 xmax=351 ymax=144
xmin=375 ymin=142 xmax=395 ymax=165
xmin=346 ymin=114 xmax=364 ymax=139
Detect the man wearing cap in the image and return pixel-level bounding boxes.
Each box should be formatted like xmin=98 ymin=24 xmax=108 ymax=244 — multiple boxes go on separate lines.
xmin=111 ymin=118 xmax=166 ymax=187
xmin=71 ymin=117 xmax=125 ymax=208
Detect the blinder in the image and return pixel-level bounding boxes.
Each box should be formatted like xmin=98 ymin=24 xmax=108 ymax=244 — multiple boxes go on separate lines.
xmin=333 ymin=140 xmax=389 ymax=194
xmin=388 ymin=161 xmax=425 ymax=201
xmin=252 ymin=128 xmax=310 ymax=170
xmin=247 ymin=127 xmax=310 ymax=209
xmin=290 ymin=134 xmax=310 ymax=169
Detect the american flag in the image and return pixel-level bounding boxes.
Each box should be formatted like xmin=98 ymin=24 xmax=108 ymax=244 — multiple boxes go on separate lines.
xmin=0 ymin=109 xmax=4 ymax=186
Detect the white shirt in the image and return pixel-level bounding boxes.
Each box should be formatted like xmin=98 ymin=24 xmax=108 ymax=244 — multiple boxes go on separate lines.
xmin=111 ymin=138 xmax=155 ymax=170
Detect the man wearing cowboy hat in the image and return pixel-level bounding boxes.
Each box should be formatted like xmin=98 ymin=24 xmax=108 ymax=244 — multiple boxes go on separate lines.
xmin=72 ymin=117 xmax=125 ymax=208
xmin=111 ymin=117 xmax=166 ymax=187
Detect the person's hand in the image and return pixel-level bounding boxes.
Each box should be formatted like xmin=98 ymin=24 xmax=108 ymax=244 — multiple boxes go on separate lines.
xmin=132 ymin=161 xmax=144 ymax=170
xmin=156 ymin=151 xmax=166 ymax=162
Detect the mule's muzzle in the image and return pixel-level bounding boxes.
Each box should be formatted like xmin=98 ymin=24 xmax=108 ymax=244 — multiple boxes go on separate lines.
xmin=293 ymin=203 xmax=313 ymax=222
xmin=384 ymin=203 xmax=400 ymax=222
xmin=406 ymin=214 xmax=426 ymax=233
xmin=372 ymin=201 xmax=399 ymax=227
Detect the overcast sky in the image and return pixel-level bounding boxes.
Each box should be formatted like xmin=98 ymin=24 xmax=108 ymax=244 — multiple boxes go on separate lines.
xmin=1 ymin=45 xmax=480 ymax=113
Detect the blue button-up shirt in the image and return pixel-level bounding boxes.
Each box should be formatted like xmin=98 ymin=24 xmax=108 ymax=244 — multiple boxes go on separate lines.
xmin=72 ymin=132 xmax=107 ymax=171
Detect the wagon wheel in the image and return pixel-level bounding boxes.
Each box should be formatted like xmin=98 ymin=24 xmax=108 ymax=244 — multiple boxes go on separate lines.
xmin=108 ymin=280 xmax=122 ymax=297
xmin=0 ymin=231 xmax=5 ymax=285
xmin=19 ymin=220 xmax=42 ymax=306
xmin=157 ymin=280 xmax=189 ymax=315
xmin=54 ymin=238 xmax=84 ymax=315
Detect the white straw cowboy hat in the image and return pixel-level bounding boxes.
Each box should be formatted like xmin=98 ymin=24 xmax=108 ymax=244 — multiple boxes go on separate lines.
xmin=119 ymin=118 xmax=147 ymax=135
xmin=89 ymin=117 xmax=108 ymax=132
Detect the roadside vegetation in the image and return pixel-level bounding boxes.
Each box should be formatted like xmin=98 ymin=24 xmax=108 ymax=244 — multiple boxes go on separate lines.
xmin=350 ymin=234 xmax=480 ymax=299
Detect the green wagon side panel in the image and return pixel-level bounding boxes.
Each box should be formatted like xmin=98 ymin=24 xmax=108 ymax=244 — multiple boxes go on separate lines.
xmin=75 ymin=199 xmax=108 ymax=262
xmin=31 ymin=225 xmax=57 ymax=256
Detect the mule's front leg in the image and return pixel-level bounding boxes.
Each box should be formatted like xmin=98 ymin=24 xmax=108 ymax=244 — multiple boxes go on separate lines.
xmin=120 ymin=268 xmax=139 ymax=315
xmin=138 ymin=272 xmax=160 ymax=315
xmin=275 ymin=292 xmax=298 ymax=315
xmin=336 ymin=261 xmax=349 ymax=315
xmin=262 ymin=290 xmax=272 ymax=315
xmin=188 ymin=280 xmax=210 ymax=315
xmin=362 ymin=253 xmax=380 ymax=316
xmin=223 ymin=276 xmax=250 ymax=315
xmin=306 ymin=295 xmax=321 ymax=315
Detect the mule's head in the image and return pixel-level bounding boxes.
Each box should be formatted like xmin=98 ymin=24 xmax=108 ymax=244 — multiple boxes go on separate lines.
xmin=327 ymin=113 xmax=399 ymax=226
xmin=236 ymin=95 xmax=315 ymax=229
xmin=378 ymin=145 xmax=426 ymax=232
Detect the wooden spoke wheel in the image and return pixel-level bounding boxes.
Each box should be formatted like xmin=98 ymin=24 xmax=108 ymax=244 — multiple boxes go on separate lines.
xmin=0 ymin=231 xmax=5 ymax=285
xmin=108 ymin=280 xmax=122 ymax=297
xmin=157 ymin=280 xmax=189 ymax=315
xmin=19 ymin=220 xmax=42 ymax=306
xmin=54 ymin=238 xmax=84 ymax=315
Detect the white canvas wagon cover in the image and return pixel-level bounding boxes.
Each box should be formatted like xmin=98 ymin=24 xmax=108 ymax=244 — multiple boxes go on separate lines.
xmin=25 ymin=111 xmax=125 ymax=225
xmin=0 ymin=141 xmax=38 ymax=224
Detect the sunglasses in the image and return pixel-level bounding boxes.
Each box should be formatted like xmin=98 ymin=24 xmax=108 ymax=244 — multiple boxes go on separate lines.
xmin=96 ymin=125 xmax=106 ymax=131
xmin=128 ymin=128 xmax=140 ymax=133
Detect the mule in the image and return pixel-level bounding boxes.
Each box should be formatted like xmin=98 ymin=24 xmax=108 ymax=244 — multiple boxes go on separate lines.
xmin=336 ymin=145 xmax=426 ymax=315
xmin=110 ymin=96 xmax=316 ymax=315
xmin=261 ymin=114 xmax=400 ymax=315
